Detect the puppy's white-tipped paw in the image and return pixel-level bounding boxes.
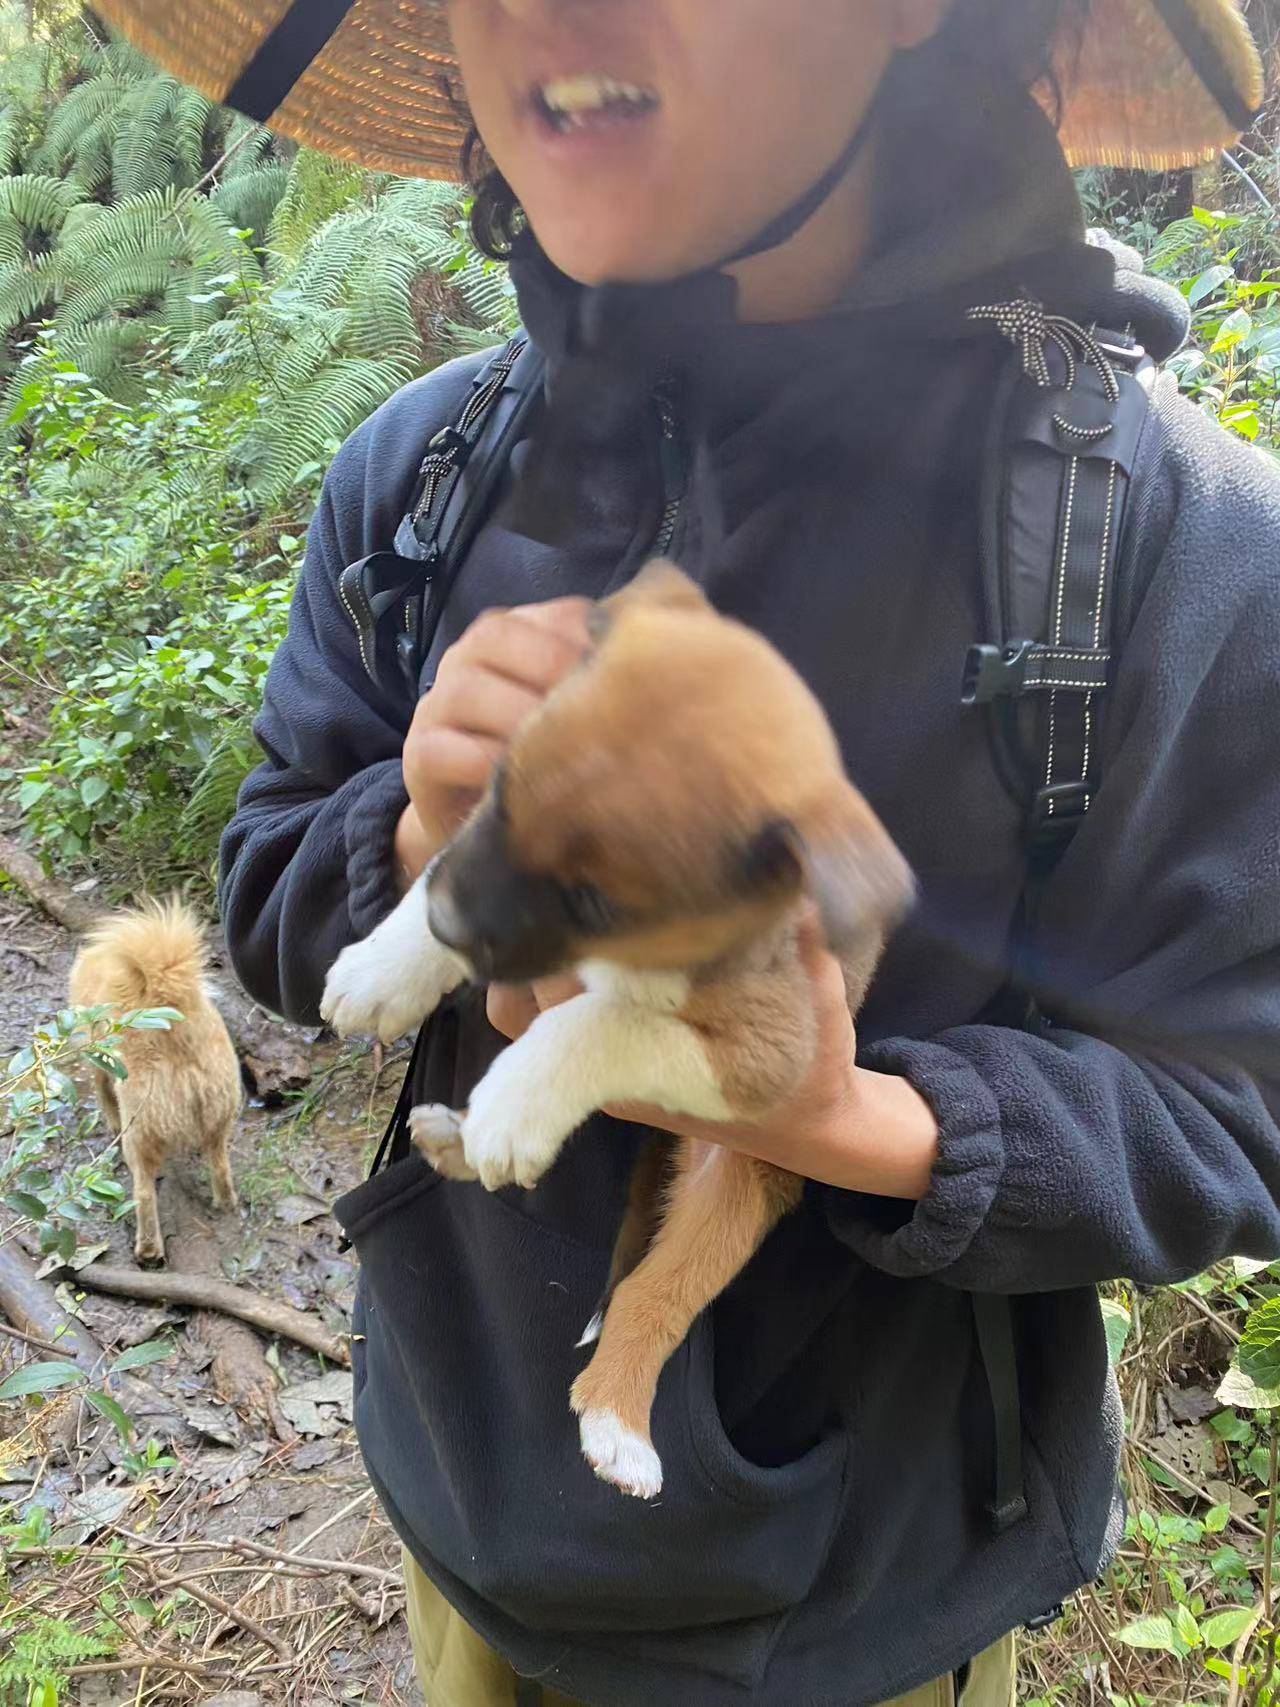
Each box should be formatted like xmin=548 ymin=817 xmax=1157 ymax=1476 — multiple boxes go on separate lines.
xmin=575 ymin=1310 xmax=603 ymax=1350
xmin=577 ymin=1408 xmax=663 ymax=1500
xmin=320 ymin=926 xmax=464 ymax=1043
xmin=460 ymin=1072 xmax=569 ymax=1192
xmin=409 ymin=1104 xmax=478 ymax=1180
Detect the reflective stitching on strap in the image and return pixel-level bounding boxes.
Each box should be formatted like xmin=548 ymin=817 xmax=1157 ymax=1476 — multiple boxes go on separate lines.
xmin=1045 ymin=456 xmax=1080 ymax=801
xmin=1081 ymin=460 xmax=1120 ymax=798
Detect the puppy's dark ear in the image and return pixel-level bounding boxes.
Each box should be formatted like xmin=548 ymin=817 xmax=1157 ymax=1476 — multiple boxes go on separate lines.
xmin=789 ymin=786 xmax=915 ymax=953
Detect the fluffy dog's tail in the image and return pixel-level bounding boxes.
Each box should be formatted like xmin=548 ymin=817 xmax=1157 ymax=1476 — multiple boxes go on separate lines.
xmin=71 ymin=897 xmax=211 ymax=1014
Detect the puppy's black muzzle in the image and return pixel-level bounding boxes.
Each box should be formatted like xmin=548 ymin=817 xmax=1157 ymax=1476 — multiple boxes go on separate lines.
xmin=427 ymin=806 xmax=579 ymax=986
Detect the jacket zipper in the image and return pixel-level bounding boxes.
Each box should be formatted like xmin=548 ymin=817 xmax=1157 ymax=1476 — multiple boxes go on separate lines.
xmin=652 ymin=391 xmax=685 ymax=557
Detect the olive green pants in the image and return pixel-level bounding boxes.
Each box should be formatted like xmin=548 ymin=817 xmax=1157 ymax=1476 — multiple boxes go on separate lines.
xmin=403 ymin=1552 xmax=1016 ymax=1707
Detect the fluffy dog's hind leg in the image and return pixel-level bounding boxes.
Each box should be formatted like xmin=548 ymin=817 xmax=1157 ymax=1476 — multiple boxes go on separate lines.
xmin=124 ymin=1133 xmax=165 ymax=1265
xmin=208 ymin=1116 xmax=238 ymax=1213
xmin=571 ymin=1145 xmax=800 ymax=1499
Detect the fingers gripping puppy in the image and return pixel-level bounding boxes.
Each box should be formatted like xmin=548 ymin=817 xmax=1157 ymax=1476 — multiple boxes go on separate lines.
xmin=323 ymin=563 xmax=913 ymax=1495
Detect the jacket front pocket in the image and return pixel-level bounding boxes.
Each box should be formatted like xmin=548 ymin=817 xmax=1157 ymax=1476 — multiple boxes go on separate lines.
xmin=339 ymin=1174 xmax=848 ymax=1688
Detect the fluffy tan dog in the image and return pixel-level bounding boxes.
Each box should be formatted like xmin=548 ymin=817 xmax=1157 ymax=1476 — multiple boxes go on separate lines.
xmin=69 ymin=899 xmax=241 ymax=1264
xmin=323 ymin=564 xmax=913 ymax=1496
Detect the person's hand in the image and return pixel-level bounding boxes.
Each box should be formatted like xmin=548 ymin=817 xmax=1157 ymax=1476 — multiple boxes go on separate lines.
xmin=487 ymin=912 xmax=940 ymax=1201
xmin=394 ymin=599 xmax=591 ymax=886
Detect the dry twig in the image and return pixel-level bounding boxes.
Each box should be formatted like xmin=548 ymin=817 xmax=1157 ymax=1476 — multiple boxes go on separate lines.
xmin=72 ymin=1261 xmax=350 ymax=1366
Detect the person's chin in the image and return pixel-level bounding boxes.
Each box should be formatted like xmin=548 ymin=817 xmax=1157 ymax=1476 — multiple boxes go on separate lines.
xmin=529 ymin=216 xmax=694 ymax=289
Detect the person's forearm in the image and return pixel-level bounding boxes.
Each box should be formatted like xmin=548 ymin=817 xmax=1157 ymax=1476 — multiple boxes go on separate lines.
xmin=735 ymin=1067 xmax=940 ymax=1200
xmin=394 ymin=802 xmax=437 ymax=891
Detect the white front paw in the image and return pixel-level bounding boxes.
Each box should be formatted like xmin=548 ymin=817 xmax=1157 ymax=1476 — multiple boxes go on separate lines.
xmin=320 ymin=927 xmax=464 ymax=1043
xmin=460 ymin=1056 xmax=579 ymax=1191
xmin=320 ymin=934 xmax=421 ymax=1042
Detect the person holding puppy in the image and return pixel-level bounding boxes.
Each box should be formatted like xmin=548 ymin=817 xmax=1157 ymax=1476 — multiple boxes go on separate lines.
xmin=106 ymin=0 xmax=1280 ymax=1700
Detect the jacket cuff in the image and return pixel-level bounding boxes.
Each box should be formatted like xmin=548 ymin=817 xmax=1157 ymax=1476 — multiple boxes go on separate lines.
xmin=824 ymin=1039 xmax=1005 ymax=1279
xmin=344 ymin=758 xmax=410 ymax=939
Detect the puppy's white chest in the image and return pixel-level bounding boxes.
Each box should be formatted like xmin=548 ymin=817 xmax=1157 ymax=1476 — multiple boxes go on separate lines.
xmin=579 ymin=962 xmax=690 ymax=1014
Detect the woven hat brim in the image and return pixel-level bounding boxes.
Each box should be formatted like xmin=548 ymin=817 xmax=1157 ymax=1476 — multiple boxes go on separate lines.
xmin=1055 ymin=0 xmax=1266 ymax=168
xmin=94 ymin=0 xmax=466 ymax=181
xmin=94 ymin=0 xmax=1264 ymax=180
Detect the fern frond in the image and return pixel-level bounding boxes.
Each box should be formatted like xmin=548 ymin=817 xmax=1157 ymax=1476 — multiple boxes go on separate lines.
xmin=251 ymin=353 xmax=416 ymax=498
xmin=0 ymin=173 xmax=85 ymax=239
xmin=211 ymin=163 xmax=288 ymax=243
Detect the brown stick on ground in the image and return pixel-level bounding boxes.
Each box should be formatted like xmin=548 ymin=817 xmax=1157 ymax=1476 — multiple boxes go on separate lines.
xmin=76 ymin=1250 xmax=350 ymax=1368
xmin=0 ymin=1241 xmax=106 ymax=1372
xmin=0 ymin=834 xmax=102 ymax=934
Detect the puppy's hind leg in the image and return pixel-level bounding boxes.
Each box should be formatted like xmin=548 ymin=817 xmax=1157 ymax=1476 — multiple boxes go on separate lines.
xmin=571 ymin=1148 xmax=800 ymax=1499
xmin=578 ymin=1132 xmax=675 ymax=1349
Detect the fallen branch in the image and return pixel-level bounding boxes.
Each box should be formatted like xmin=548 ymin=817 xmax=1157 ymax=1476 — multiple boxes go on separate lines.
xmin=66 ymin=1659 xmax=237 ymax=1681
xmin=227 ymin=1535 xmax=398 ymax=1586
xmin=148 ymin=1570 xmax=293 ymax=1662
xmin=0 ymin=1242 xmax=105 ymax=1373
xmin=73 ymin=1261 xmax=350 ymax=1367
xmin=0 ymin=834 xmax=101 ymax=934
xmin=0 ymin=1317 xmax=67 ymax=1357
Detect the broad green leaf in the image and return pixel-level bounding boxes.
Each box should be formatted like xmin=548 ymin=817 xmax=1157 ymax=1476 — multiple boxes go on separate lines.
xmin=4 ymin=1190 xmax=48 ymax=1220
xmin=1100 ymin=1298 xmax=1131 ymax=1367
xmin=1205 ymin=1504 xmax=1232 ymax=1533
xmin=1216 ymin=1362 xmax=1280 ymax=1410
xmin=1234 ymin=1256 xmax=1272 ymax=1278
xmin=1240 ymin=1298 xmax=1280 ymax=1389
xmin=85 ymin=1389 xmax=134 ymax=1441
xmin=1212 ymin=307 xmax=1254 ymax=353
xmin=1189 ymin=263 xmax=1233 ymax=306
xmin=1116 ymin=1613 xmax=1178 ymax=1652
xmin=111 ymin=1338 xmax=174 ymax=1374
xmin=1202 ymin=1606 xmax=1259 ymax=1650
xmin=0 ymin=1359 xmax=84 ymax=1399
xmin=79 ymin=776 xmax=109 ymax=806
xmin=1173 ymin=1601 xmax=1201 ymax=1648
xmin=1211 ymin=1408 xmax=1256 ymax=1441
xmin=1206 ymin=1655 xmax=1245 ymax=1683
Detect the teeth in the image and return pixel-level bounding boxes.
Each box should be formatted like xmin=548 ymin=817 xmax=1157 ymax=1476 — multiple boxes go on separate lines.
xmin=539 ymin=74 xmax=656 ymax=121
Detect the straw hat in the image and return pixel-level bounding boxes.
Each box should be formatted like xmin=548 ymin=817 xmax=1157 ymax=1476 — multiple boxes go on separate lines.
xmin=94 ymin=0 xmax=1264 ymax=180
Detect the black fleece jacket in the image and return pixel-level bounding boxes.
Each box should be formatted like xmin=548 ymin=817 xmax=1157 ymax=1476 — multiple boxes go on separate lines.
xmin=220 ymin=96 xmax=1280 ymax=1707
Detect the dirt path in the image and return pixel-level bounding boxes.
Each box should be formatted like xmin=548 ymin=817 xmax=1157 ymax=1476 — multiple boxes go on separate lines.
xmin=0 ymin=897 xmax=423 ymax=1706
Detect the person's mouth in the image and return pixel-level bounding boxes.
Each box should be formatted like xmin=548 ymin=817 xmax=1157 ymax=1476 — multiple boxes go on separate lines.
xmin=531 ymin=73 xmax=661 ymax=137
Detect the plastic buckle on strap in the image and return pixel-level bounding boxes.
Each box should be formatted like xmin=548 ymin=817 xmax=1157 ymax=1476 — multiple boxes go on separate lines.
xmin=987 ymin=1494 xmax=1030 ymax=1536
xmin=962 ymin=640 xmax=1037 ymax=706
xmin=1029 ymin=781 xmax=1092 ymax=856
xmin=1025 ymin=1602 xmax=1066 ymax=1633
xmin=428 ymin=424 xmax=471 ymax=465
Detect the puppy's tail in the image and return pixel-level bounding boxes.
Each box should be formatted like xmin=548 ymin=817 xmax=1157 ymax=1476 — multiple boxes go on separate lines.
xmin=72 ymin=897 xmax=211 ymax=1015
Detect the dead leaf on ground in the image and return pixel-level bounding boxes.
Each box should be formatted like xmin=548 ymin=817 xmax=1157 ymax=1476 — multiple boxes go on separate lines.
xmin=278 ymin=1370 xmax=354 ymax=1438
xmin=50 ymin=1483 xmax=134 ymax=1546
xmin=1165 ymin=1383 xmax=1222 ymax=1425
xmin=274 ymin=1194 xmax=328 ymax=1227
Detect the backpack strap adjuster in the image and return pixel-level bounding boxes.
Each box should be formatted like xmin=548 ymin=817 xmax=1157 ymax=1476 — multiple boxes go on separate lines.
xmin=962 ymin=640 xmax=1112 ymax=705
xmin=1028 ymin=781 xmax=1093 ymax=859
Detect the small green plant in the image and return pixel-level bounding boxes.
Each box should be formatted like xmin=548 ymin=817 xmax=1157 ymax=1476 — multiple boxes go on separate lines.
xmin=1159 ymin=208 xmax=1280 ymax=450
xmin=1 ymin=1004 xmax=181 ymax=1266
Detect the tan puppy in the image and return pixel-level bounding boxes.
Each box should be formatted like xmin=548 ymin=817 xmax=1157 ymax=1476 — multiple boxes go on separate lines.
xmin=323 ymin=564 xmax=913 ymax=1496
xmin=69 ymin=899 xmax=241 ymax=1264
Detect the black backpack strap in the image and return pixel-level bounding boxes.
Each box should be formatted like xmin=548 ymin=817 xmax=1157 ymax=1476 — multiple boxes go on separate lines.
xmin=961 ymin=298 xmax=1157 ymax=1539
xmin=964 ymin=300 xmax=1156 ymax=878
xmin=338 ymin=335 xmax=547 ymax=696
